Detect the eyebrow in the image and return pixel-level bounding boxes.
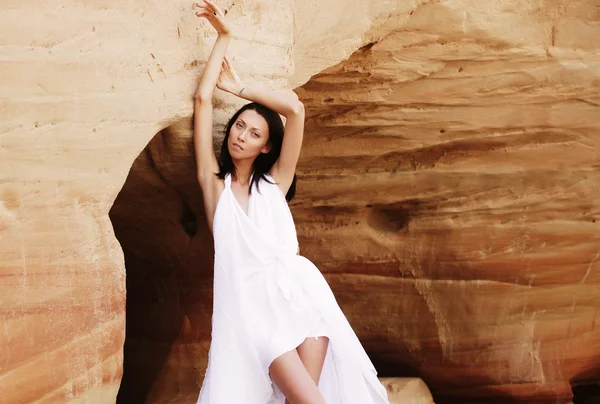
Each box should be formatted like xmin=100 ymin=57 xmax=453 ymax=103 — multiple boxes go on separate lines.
xmin=238 ymin=118 xmax=262 ymax=132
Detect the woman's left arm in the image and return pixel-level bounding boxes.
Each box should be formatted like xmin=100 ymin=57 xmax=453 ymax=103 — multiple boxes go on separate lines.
xmin=217 ymin=57 xmax=304 ymax=192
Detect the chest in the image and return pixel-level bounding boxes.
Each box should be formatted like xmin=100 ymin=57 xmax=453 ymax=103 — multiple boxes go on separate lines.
xmin=230 ymin=182 xmax=251 ymax=216
xmin=214 ymin=179 xmax=300 ymax=256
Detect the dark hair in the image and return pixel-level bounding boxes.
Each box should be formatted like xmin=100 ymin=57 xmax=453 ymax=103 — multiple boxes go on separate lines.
xmin=216 ymin=102 xmax=297 ymax=202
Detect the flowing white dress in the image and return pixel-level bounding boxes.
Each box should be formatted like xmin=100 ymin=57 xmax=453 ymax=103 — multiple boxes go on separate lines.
xmin=196 ymin=172 xmax=389 ymax=404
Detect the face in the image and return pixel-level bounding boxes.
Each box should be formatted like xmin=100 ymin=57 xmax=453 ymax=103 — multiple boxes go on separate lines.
xmin=227 ymin=109 xmax=271 ymax=159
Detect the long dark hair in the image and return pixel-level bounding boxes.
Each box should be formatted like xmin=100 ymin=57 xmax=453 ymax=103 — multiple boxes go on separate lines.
xmin=216 ymin=102 xmax=297 ymax=202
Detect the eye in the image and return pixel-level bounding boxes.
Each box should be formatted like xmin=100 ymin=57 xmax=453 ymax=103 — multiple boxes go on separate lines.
xmin=252 ymin=132 xmax=259 ymax=137
xmin=236 ymin=122 xmax=243 ymax=128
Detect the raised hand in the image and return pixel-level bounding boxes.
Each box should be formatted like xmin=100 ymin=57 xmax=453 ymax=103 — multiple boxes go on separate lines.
xmin=217 ymin=56 xmax=244 ymax=95
xmin=194 ymin=0 xmax=230 ymax=36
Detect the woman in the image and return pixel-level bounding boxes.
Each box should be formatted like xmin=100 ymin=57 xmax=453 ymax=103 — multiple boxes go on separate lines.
xmin=193 ymin=1 xmax=390 ymax=403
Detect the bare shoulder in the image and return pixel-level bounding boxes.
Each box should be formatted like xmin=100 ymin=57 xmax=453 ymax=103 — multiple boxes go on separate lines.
xmin=212 ymin=176 xmax=226 ymax=205
xmin=198 ymin=172 xmax=225 ymax=196
xmin=198 ymin=173 xmax=226 ymax=231
xmin=267 ymin=165 xmax=293 ymax=196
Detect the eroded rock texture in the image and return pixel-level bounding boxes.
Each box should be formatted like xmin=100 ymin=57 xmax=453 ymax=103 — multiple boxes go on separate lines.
xmin=292 ymin=2 xmax=600 ymax=402
xmin=1 ymin=0 xmax=297 ymax=402
xmin=381 ymin=377 xmax=434 ymax=403
xmin=1 ymin=0 xmax=599 ymax=403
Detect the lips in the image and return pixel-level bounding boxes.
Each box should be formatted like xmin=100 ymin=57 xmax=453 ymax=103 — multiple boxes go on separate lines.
xmin=233 ymin=143 xmax=243 ymax=151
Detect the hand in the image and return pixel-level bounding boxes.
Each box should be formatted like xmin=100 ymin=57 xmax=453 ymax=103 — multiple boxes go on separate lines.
xmin=194 ymin=0 xmax=230 ymax=36
xmin=217 ymin=56 xmax=244 ymax=95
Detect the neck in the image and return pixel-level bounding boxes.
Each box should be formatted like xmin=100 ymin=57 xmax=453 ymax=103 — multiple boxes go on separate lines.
xmin=232 ymin=161 xmax=254 ymax=186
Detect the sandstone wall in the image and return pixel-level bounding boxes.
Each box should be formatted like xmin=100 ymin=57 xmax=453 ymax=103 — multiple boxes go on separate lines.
xmin=1 ymin=0 xmax=599 ymax=403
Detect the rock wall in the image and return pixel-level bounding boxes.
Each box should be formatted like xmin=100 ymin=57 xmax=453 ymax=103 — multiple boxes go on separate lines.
xmin=1 ymin=0 xmax=599 ymax=403
xmin=1 ymin=0 xmax=298 ymax=402
xmin=292 ymin=2 xmax=600 ymax=402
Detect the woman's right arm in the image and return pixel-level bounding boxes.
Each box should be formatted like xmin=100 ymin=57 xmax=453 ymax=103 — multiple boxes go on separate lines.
xmin=193 ymin=0 xmax=230 ymax=228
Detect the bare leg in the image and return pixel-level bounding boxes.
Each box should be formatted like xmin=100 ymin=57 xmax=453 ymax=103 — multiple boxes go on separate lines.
xmin=297 ymin=336 xmax=329 ymax=385
xmin=282 ymin=336 xmax=329 ymax=404
xmin=269 ymin=347 xmax=326 ymax=404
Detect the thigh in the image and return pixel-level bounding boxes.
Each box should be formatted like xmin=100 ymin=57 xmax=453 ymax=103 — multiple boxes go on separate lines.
xmin=269 ymin=348 xmax=325 ymax=404
xmin=296 ymin=336 xmax=329 ymax=385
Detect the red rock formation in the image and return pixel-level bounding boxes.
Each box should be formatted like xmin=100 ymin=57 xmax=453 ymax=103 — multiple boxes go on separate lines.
xmin=292 ymin=5 xmax=600 ymax=401
xmin=2 ymin=0 xmax=599 ymax=403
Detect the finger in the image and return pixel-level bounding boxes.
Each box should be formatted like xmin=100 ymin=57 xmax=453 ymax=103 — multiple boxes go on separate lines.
xmin=202 ymin=0 xmax=216 ymax=11
xmin=195 ymin=3 xmax=210 ymax=13
xmin=203 ymin=0 xmax=223 ymax=15
xmin=223 ymin=56 xmax=231 ymax=68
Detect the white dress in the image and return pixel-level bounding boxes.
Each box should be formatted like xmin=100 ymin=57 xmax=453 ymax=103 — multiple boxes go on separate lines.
xmin=196 ymin=172 xmax=389 ymax=404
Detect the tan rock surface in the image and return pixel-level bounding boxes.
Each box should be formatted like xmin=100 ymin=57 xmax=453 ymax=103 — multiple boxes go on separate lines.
xmin=381 ymin=378 xmax=434 ymax=404
xmin=2 ymin=0 xmax=599 ymax=403
xmin=292 ymin=2 xmax=600 ymax=402
xmin=0 ymin=0 xmax=298 ymax=402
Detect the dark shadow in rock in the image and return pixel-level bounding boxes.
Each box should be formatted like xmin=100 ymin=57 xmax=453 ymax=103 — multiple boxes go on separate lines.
xmin=366 ymin=203 xmax=411 ymax=234
xmin=572 ymin=365 xmax=600 ymax=404
xmin=573 ymin=384 xmax=600 ymax=404
xmin=110 ymin=119 xmax=214 ymax=403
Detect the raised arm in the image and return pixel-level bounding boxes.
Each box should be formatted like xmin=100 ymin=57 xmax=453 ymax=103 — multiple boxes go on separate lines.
xmin=217 ymin=57 xmax=304 ymax=195
xmin=193 ymin=0 xmax=230 ymax=229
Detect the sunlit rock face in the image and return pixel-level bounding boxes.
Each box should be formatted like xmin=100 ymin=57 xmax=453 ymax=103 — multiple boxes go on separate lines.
xmin=2 ymin=0 xmax=599 ymax=403
xmin=381 ymin=378 xmax=434 ymax=403
xmin=291 ymin=2 xmax=600 ymax=402
xmin=0 ymin=0 xmax=298 ymax=402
